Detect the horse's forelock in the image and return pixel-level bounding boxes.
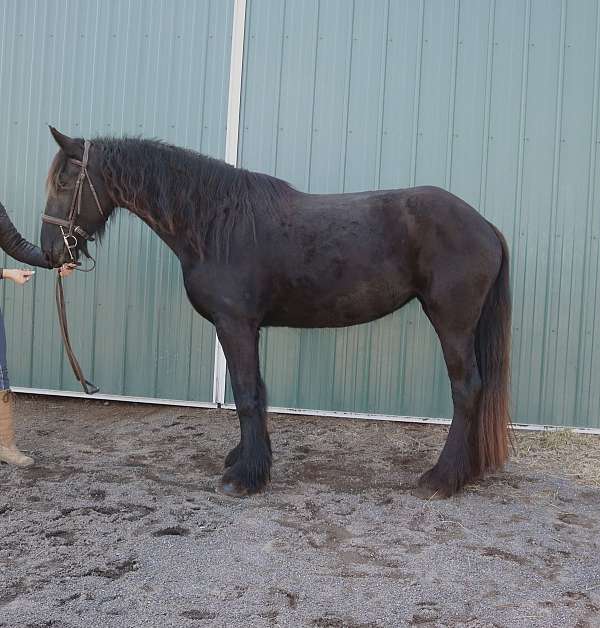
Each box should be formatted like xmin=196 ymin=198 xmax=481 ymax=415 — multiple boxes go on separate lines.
xmin=45 ymin=151 xmax=68 ymax=197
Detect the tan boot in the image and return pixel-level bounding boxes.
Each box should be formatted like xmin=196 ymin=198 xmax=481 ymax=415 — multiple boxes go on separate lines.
xmin=0 ymin=390 xmax=34 ymax=467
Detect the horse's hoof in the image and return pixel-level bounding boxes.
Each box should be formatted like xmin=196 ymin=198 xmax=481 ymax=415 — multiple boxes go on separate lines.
xmin=415 ymin=466 xmax=461 ymax=499
xmin=219 ymin=448 xmax=271 ymax=497
xmin=217 ymin=480 xmax=249 ymax=498
xmin=412 ymin=483 xmax=447 ymax=500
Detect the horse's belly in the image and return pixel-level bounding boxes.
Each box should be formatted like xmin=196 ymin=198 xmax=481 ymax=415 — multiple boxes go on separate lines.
xmin=264 ymin=281 xmax=415 ymax=328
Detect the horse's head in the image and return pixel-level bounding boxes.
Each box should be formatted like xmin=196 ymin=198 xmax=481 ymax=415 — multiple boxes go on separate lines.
xmin=41 ymin=127 xmax=113 ymax=267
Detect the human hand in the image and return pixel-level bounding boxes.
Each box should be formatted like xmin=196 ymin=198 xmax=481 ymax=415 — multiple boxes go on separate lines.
xmin=3 ymin=269 xmax=35 ymax=285
xmin=58 ymin=263 xmax=77 ymax=278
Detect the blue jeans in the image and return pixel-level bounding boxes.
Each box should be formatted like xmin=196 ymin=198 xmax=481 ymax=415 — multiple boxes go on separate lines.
xmin=0 ymin=308 xmax=9 ymax=389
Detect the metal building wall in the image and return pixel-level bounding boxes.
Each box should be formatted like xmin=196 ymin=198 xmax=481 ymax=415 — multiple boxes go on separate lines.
xmin=2 ymin=0 xmax=599 ymax=429
xmin=0 ymin=0 xmax=234 ymax=402
xmin=228 ymin=0 xmax=600 ymax=429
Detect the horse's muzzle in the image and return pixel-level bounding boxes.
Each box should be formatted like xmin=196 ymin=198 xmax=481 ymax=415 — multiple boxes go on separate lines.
xmin=44 ymin=239 xmax=70 ymax=267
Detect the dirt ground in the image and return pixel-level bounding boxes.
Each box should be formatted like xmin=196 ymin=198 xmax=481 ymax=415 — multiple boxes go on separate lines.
xmin=1 ymin=396 xmax=599 ymax=628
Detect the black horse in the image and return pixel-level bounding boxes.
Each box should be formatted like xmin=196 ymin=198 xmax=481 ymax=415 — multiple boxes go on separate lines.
xmin=41 ymin=127 xmax=511 ymax=499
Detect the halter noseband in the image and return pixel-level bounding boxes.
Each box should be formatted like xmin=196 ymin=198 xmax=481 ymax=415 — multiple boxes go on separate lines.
xmin=42 ymin=139 xmax=105 ymax=263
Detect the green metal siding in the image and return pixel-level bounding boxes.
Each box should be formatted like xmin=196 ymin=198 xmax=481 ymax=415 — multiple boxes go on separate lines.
xmin=0 ymin=0 xmax=234 ymax=400
xmin=2 ymin=0 xmax=599 ymax=429
xmin=227 ymin=0 xmax=600 ymax=429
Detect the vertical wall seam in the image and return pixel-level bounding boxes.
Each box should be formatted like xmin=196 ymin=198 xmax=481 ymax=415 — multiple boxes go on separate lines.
xmin=375 ymin=0 xmax=391 ymax=189
xmin=117 ymin=0 xmax=133 ymax=393
xmin=57 ymin=0 xmax=66 ymax=390
xmin=153 ymin=0 xmax=171 ymax=400
xmin=368 ymin=0 xmax=391 ymax=410
xmin=538 ymin=0 xmax=567 ymax=415
xmin=236 ymin=0 xmax=251 ymax=163
xmin=272 ymin=0 xmax=287 ymax=176
xmin=198 ymin=0 xmax=212 ymax=150
xmin=120 ymin=0 xmax=149 ymax=391
xmin=339 ymin=0 xmax=355 ymax=192
xmin=305 ymin=0 xmax=320 ymax=192
xmin=24 ymin=2 xmax=39 ymax=385
xmin=296 ymin=0 xmax=320 ymax=407
xmin=148 ymin=3 xmax=162 ymax=398
xmin=89 ymin=0 xmax=101 ymax=385
xmin=512 ymin=0 xmax=531 ymax=404
xmin=479 ymin=0 xmax=496 ymax=211
xmin=409 ymin=0 xmax=424 ymax=186
xmin=150 ymin=0 xmax=162 ymax=133
xmin=118 ymin=0 xmax=132 ymax=133
xmin=444 ymin=0 xmax=461 ymax=190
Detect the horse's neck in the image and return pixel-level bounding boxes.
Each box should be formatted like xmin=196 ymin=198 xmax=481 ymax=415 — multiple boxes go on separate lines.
xmin=113 ymin=186 xmax=189 ymax=260
xmin=104 ymin=151 xmax=260 ymax=264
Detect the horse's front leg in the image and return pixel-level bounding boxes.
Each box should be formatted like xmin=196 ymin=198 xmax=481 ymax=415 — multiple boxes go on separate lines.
xmin=216 ymin=319 xmax=271 ymax=497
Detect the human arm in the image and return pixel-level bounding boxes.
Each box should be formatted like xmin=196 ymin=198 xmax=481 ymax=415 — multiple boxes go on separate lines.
xmin=0 ymin=201 xmax=51 ymax=269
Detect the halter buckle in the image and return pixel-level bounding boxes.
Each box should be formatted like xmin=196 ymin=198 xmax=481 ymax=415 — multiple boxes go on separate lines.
xmin=74 ymin=226 xmax=94 ymax=241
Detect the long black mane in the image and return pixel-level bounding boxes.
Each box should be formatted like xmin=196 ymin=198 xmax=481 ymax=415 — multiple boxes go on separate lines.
xmin=47 ymin=136 xmax=295 ymax=258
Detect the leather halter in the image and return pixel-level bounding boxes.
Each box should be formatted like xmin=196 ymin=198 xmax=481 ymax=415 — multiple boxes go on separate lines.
xmin=42 ymin=139 xmax=105 ymax=262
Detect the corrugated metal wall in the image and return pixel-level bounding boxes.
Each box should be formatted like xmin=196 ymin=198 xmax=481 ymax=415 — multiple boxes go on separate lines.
xmin=228 ymin=0 xmax=600 ymax=429
xmin=0 ymin=0 xmax=234 ymax=401
xmin=2 ymin=0 xmax=599 ymax=429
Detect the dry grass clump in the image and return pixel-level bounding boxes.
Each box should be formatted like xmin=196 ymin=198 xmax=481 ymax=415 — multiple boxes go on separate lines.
xmin=512 ymin=428 xmax=600 ymax=487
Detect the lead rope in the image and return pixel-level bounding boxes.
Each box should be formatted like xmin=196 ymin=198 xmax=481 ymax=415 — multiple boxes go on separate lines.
xmin=55 ymin=274 xmax=99 ymax=395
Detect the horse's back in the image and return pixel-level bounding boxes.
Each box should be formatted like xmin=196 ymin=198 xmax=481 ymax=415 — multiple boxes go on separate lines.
xmin=285 ymin=184 xmax=500 ymax=269
xmin=259 ymin=185 xmax=502 ymax=328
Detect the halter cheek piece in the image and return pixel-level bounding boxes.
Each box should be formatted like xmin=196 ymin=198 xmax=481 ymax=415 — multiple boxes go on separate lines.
xmin=41 ymin=138 xmax=102 ymax=395
xmin=42 ymin=139 xmax=105 ymax=263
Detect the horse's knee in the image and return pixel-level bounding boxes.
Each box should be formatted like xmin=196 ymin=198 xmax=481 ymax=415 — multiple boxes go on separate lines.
xmin=235 ymin=393 xmax=262 ymax=418
xmin=236 ymin=398 xmax=255 ymax=418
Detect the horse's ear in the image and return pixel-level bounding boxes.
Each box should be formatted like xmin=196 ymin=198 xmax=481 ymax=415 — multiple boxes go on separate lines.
xmin=49 ymin=126 xmax=83 ymax=159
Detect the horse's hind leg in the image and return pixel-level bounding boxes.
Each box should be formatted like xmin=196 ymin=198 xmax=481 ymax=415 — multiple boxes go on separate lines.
xmin=215 ymin=319 xmax=272 ymax=497
xmin=416 ymin=299 xmax=484 ymax=498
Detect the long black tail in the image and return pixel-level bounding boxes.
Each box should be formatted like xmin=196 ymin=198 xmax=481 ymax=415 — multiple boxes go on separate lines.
xmin=474 ymin=225 xmax=512 ymax=475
